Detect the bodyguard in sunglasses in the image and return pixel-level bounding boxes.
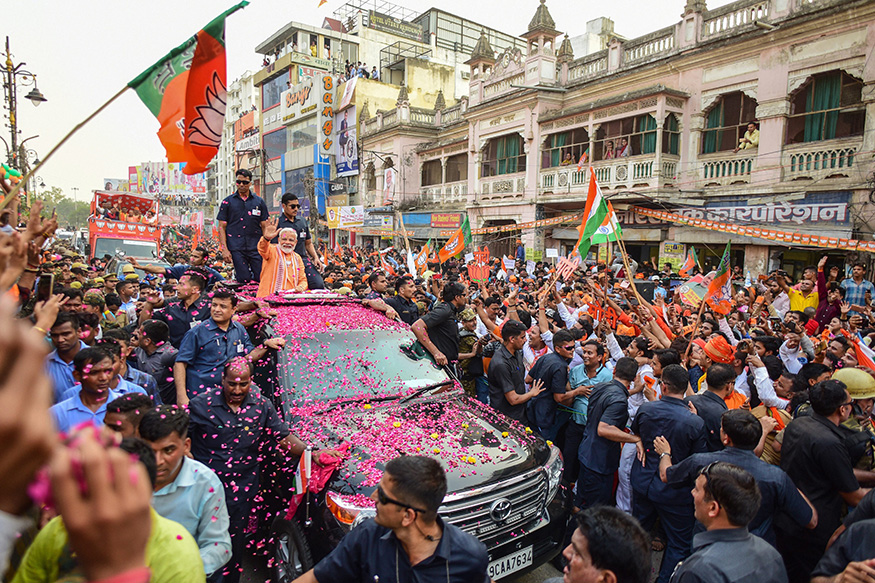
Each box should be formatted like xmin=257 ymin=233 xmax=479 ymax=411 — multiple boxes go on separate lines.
xmin=217 ymin=169 xmax=270 ymax=284
xmin=293 ymin=455 xmax=489 ymax=583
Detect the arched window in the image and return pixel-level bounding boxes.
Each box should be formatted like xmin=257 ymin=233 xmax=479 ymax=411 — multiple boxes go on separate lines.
xmin=482 ymin=134 xmax=524 ymax=177
xmin=542 ymin=127 xmax=590 ymax=168
xmin=663 ymin=114 xmax=680 ymax=156
xmin=701 ymin=92 xmax=758 ymax=153
xmin=445 ymin=153 xmax=468 ymax=182
xmin=786 ymin=71 xmax=864 ymax=144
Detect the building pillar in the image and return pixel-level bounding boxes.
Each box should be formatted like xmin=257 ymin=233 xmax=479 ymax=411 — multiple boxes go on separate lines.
xmin=687 ymin=113 xmax=705 ymax=184
xmin=754 ymin=98 xmax=790 ymax=185
xmin=440 ymin=157 xmax=448 ymax=188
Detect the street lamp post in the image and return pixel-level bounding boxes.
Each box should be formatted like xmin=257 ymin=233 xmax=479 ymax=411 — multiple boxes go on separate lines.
xmin=3 ymin=36 xmax=47 ymax=171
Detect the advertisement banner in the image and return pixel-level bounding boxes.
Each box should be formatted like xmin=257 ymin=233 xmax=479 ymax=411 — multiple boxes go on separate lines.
xmin=338 ymin=77 xmax=357 ymax=111
xmin=128 ymin=167 xmax=139 ymax=192
xmin=280 ymin=76 xmax=318 ymax=125
xmin=318 ymin=75 xmax=335 ymax=158
xmin=367 ymin=10 xmax=423 ymax=42
xmin=383 ymin=166 xmax=396 ymax=205
xmin=659 ymin=241 xmax=686 ymax=272
xmin=103 ymin=179 xmax=129 ymax=192
xmin=327 ymin=205 xmax=364 ymax=229
xmin=430 ymin=213 xmax=461 ymax=229
xmin=130 ymin=162 xmax=206 ymax=196
xmin=335 ymin=105 xmax=358 ymax=177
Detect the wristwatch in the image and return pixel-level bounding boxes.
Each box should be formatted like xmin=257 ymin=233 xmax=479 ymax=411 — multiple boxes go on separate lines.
xmin=659 ymin=452 xmax=671 ymax=459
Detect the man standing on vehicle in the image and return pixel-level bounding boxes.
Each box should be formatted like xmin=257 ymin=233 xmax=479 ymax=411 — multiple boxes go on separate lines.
xmin=275 ymin=193 xmax=324 ymax=289
xmin=411 ymin=282 xmax=467 ymax=375
xmin=217 ymin=169 xmax=269 ymax=284
xmin=293 ymin=455 xmax=489 ymax=583
xmin=190 ymin=358 xmax=340 ymax=583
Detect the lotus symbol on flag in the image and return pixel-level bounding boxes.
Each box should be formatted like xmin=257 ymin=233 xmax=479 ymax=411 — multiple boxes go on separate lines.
xmin=96 ymin=221 xmax=105 ymax=228
xmin=188 ymin=72 xmax=226 ymax=148
xmin=138 ymin=225 xmax=146 ymax=232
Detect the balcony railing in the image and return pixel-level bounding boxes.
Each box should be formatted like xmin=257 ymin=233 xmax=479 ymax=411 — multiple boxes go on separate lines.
xmin=540 ymin=154 xmax=679 ymax=194
xmin=782 ymin=137 xmax=861 ymax=181
xmin=478 ymin=173 xmax=526 ymax=202
xmin=699 ymin=152 xmax=756 ymax=186
xmin=419 ymin=181 xmax=467 ymax=206
xmin=702 ymin=0 xmax=770 ymax=40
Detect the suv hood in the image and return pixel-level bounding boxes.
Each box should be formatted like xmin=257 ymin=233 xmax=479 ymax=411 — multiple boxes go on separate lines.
xmin=289 ymin=390 xmax=550 ymax=496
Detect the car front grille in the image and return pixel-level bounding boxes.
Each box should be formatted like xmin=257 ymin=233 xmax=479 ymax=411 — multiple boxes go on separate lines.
xmin=438 ymin=468 xmax=547 ymax=545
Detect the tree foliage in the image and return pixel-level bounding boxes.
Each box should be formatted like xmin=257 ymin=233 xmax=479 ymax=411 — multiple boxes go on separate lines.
xmin=30 ymin=187 xmax=91 ymax=229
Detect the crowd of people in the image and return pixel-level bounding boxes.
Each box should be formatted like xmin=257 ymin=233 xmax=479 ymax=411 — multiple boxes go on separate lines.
xmin=1 ymin=165 xmax=875 ymax=583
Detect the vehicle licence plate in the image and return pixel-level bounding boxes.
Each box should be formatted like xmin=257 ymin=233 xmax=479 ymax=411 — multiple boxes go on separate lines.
xmin=488 ymin=546 xmax=533 ymax=580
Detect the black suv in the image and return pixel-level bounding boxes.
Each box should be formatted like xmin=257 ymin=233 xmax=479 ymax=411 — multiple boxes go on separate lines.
xmin=260 ymin=296 xmax=567 ymax=582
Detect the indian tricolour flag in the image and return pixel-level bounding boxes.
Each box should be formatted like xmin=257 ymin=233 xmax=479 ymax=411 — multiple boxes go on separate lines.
xmin=574 ymin=167 xmax=609 ymax=258
xmin=590 ymin=201 xmax=622 ymax=244
xmin=128 ymin=2 xmax=249 ymax=175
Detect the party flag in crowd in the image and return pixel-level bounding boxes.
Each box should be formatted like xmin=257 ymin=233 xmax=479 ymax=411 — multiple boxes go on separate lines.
xmin=128 ymin=2 xmax=249 ymax=175
xmin=438 ymin=215 xmax=471 ymax=263
xmin=679 ymin=246 xmax=698 ymax=277
xmin=576 ymin=149 xmax=589 ymax=172
xmin=574 ymin=167 xmax=608 ymax=259
xmin=705 ymin=242 xmax=733 ymax=315
xmin=591 ymin=201 xmax=622 ymax=244
xmin=294 ymin=448 xmax=313 ymax=495
xmin=841 ymin=330 xmax=875 ymax=369
xmin=414 ymin=240 xmax=431 ymax=272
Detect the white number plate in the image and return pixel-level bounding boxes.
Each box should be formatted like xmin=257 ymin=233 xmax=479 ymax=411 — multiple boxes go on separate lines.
xmin=487 ymin=545 xmax=533 ymax=580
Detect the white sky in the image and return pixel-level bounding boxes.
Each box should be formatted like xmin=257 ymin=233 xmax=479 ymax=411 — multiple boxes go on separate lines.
xmin=8 ymin=0 xmax=734 ymax=202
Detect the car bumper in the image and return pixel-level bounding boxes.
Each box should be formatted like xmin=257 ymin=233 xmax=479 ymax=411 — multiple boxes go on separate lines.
xmin=485 ymin=486 xmax=568 ymax=581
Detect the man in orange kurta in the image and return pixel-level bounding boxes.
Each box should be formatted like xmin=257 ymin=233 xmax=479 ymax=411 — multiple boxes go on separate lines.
xmin=256 ymin=221 xmax=308 ymax=298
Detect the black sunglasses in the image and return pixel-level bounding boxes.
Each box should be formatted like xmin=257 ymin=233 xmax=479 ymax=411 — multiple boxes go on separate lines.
xmin=287 ymin=203 xmax=300 ymax=208
xmin=376 ymin=485 xmax=426 ymax=513
xmin=236 ymin=180 xmax=250 ymax=185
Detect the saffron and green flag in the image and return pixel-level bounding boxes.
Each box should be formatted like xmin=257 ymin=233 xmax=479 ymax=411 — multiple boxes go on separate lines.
xmin=705 ymin=242 xmax=733 ymax=315
xmin=574 ymin=167 xmax=609 ymax=258
xmin=678 ymin=246 xmax=698 ymax=277
xmin=128 ymin=2 xmax=249 ymax=175
xmin=438 ymin=216 xmax=471 ymax=264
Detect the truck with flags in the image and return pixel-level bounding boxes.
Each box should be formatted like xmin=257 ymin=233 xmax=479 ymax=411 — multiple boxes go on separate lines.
xmin=88 ymin=190 xmax=164 ymax=266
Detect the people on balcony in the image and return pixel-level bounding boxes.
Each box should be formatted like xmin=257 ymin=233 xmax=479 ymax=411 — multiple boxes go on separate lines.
xmin=616 ymin=137 xmax=631 ymax=157
xmin=734 ymin=122 xmax=760 ymax=153
xmin=560 ymin=152 xmax=575 ymax=166
xmin=603 ymin=140 xmax=615 ymax=160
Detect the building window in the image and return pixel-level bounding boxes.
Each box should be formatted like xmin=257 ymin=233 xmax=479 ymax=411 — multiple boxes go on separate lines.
xmin=702 ymin=92 xmax=759 ymax=154
xmin=663 ymin=114 xmax=680 ymax=156
xmin=786 ymin=71 xmax=864 ymax=144
xmin=262 ymin=73 xmax=288 ymax=111
xmin=446 ymin=153 xmax=467 ymax=182
xmin=482 ymin=134 xmax=524 ymax=177
xmin=422 ymin=160 xmax=442 ymax=186
xmin=289 ymin=124 xmax=317 ymax=151
xmin=541 ymin=127 xmax=589 ymax=168
xmin=593 ymin=114 xmax=659 ymax=160
xmin=263 ymin=128 xmax=286 ymax=161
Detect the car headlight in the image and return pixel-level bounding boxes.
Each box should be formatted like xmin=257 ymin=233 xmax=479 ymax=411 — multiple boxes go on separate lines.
xmin=326 ymin=491 xmax=376 ymax=530
xmin=545 ymin=444 xmax=563 ymax=503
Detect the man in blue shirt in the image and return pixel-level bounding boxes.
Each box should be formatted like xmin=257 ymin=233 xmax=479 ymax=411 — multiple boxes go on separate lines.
xmin=566 ymin=339 xmax=613 ymax=482
xmin=189 ymin=357 xmax=331 ymax=583
xmin=174 ymin=289 xmax=285 ymax=406
xmin=840 ymin=261 xmax=875 ymax=315
xmin=526 ymin=329 xmax=576 ymax=440
xmin=298 ymin=455 xmax=489 ymax=583
xmin=128 ymin=247 xmax=224 ymax=290
xmin=217 ymin=168 xmax=269 ymax=283
xmin=686 ymin=363 xmax=734 ymax=452
xmin=46 ymin=312 xmax=86 ymax=403
xmin=659 ymin=409 xmax=816 ymax=547
xmin=630 ymin=364 xmax=708 ymax=583
xmin=576 ymin=357 xmax=640 ymax=509
xmin=140 ymin=405 xmax=231 ymax=578
xmin=148 ymin=271 xmax=212 ymax=349
xmin=50 ymin=347 xmax=121 ymax=433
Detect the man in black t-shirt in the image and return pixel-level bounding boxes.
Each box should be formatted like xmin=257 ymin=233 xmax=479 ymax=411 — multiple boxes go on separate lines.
xmin=275 ymin=193 xmax=324 ymax=289
xmin=411 ymin=282 xmax=467 ymax=374
xmin=385 ymin=275 xmax=419 ymax=326
xmin=488 ymin=320 xmax=545 ymax=424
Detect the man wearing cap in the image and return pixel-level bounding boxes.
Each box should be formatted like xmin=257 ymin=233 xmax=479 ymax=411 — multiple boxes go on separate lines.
xmin=71 ymin=262 xmax=89 ymax=285
xmin=836 ymin=368 xmax=875 ymax=481
xmin=102 ymin=273 xmax=119 ymax=296
xmin=116 ymin=275 xmax=139 ymax=327
xmin=216 ymin=168 xmax=269 ymax=284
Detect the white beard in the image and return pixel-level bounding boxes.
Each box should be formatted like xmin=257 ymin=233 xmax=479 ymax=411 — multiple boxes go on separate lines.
xmin=280 ymin=244 xmax=295 ymax=254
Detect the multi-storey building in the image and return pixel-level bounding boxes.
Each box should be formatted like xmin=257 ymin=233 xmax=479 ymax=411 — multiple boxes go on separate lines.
xmin=210 ymin=71 xmax=259 ymax=208
xmin=361 ymin=0 xmax=875 ymax=274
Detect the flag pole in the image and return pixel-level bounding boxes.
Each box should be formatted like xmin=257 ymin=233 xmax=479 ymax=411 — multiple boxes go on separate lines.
xmin=0 ymin=85 xmax=131 ymax=212
xmin=683 ymin=296 xmax=710 ymax=361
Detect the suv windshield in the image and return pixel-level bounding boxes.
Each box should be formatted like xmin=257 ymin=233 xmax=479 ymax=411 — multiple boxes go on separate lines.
xmin=94 ymin=238 xmax=157 ymax=259
xmin=278 ymin=329 xmax=447 ymax=406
